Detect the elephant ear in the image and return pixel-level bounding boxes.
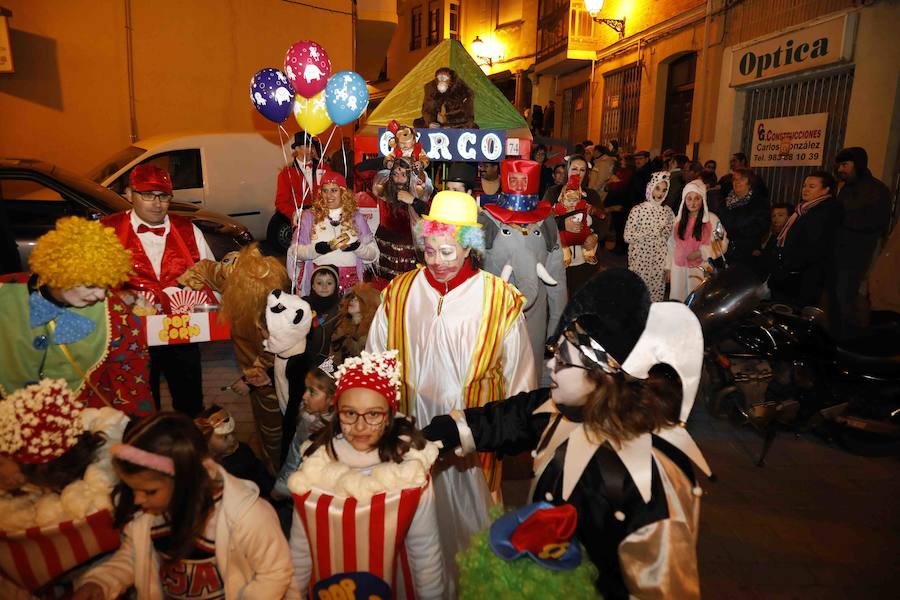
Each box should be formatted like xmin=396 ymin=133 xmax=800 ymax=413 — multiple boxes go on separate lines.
xmin=540 ymin=215 xmax=561 ymax=253
xmin=478 ymin=210 xmax=500 ymax=250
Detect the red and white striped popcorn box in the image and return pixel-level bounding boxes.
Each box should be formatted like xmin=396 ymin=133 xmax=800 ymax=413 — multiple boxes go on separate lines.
xmin=0 ymin=509 xmax=120 ymax=592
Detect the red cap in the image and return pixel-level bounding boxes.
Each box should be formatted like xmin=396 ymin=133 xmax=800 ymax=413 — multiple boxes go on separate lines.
xmin=319 ymin=170 xmax=347 ymax=189
xmin=334 ymin=351 xmax=402 ymax=412
xmin=130 ymin=164 xmax=173 ymax=195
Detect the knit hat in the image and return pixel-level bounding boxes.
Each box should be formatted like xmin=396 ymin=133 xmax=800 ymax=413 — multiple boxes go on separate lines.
xmin=319 ymin=170 xmax=347 ymax=189
xmin=334 ymin=350 xmax=402 ymax=412
xmin=645 ymin=171 xmax=671 ymax=205
xmin=550 ymin=268 xmax=651 ymax=367
xmin=675 ymin=180 xmax=710 ymax=223
xmin=0 ymin=379 xmax=85 ymax=464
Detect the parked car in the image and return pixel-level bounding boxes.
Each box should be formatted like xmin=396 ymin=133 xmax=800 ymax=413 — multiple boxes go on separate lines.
xmin=0 ymin=158 xmax=253 ymax=266
xmin=85 ymin=132 xmax=292 ymax=248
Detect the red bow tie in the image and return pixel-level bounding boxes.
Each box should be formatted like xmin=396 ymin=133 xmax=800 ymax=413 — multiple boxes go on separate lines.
xmin=137 ymin=224 xmax=166 ymax=236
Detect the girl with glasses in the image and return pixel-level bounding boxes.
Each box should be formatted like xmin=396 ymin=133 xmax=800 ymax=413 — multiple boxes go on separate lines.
xmin=288 ymin=350 xmax=445 ymax=598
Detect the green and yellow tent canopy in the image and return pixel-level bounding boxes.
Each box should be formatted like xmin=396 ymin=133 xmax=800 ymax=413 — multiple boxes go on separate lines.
xmin=361 ymin=39 xmax=531 ymax=139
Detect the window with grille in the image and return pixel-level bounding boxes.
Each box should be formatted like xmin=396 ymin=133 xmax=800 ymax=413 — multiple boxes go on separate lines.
xmin=740 ymin=67 xmax=854 ymax=205
xmin=600 ymin=64 xmax=641 ymax=153
xmin=410 ymin=6 xmax=423 ymax=51
xmin=449 ymin=3 xmax=460 ymax=40
xmin=427 ymin=4 xmax=442 ymax=46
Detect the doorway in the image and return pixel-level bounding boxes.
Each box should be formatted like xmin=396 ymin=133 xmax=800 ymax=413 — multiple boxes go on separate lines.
xmin=662 ymin=53 xmax=697 ymax=154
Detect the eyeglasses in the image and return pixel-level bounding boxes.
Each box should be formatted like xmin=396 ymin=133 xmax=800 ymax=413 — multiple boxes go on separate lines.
xmin=546 ymin=340 xmax=592 ymax=374
xmin=338 ymin=409 xmax=389 ymax=426
xmin=545 ymin=324 xmax=621 ymax=374
xmin=136 ymin=191 xmax=173 ymax=203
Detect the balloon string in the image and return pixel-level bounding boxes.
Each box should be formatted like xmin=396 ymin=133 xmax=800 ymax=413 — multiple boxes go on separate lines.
xmin=340 ymin=136 xmax=348 ymax=181
xmin=319 ymin=126 xmax=337 ymax=164
xmin=279 ymin=123 xmax=304 ymax=295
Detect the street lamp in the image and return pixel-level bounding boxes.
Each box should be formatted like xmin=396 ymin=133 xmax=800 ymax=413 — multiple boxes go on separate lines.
xmin=471 ymin=35 xmax=492 ymax=66
xmin=584 ymin=0 xmax=626 ymax=39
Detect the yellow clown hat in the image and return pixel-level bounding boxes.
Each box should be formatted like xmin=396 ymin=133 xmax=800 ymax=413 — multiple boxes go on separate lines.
xmin=423 ymin=191 xmax=482 ymax=228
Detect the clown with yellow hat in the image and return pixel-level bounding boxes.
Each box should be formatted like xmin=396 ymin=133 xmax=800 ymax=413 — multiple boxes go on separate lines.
xmin=0 ymin=217 xmax=154 ymax=417
xmin=367 ymin=190 xmax=538 ymax=589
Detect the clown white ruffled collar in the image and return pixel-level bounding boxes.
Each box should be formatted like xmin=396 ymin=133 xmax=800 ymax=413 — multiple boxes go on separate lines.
xmin=287 ymin=436 xmax=439 ymax=501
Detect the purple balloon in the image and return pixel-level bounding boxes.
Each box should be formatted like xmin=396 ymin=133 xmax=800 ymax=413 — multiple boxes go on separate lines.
xmin=249 ymin=68 xmax=295 ymax=124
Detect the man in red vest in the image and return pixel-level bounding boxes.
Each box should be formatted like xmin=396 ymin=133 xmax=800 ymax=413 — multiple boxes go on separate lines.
xmin=101 ymin=164 xmax=215 ymax=416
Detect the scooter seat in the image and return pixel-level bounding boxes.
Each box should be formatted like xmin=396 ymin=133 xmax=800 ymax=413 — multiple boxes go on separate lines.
xmin=834 ymin=324 xmax=900 ymax=378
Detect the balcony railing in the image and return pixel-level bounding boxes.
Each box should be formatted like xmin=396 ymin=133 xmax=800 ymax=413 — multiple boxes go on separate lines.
xmin=537 ymin=1 xmax=607 ymax=65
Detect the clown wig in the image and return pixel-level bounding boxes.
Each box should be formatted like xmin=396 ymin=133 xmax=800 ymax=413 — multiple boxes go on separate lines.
xmin=29 ymin=217 xmax=132 ymax=289
xmin=414 ymin=219 xmax=485 ymax=253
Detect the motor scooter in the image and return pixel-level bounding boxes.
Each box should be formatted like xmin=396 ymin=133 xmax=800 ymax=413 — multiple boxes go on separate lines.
xmin=686 ymin=231 xmax=900 ymax=464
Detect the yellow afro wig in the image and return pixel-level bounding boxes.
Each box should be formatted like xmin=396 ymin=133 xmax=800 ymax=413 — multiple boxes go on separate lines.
xmin=29 ymin=217 xmax=133 ymax=289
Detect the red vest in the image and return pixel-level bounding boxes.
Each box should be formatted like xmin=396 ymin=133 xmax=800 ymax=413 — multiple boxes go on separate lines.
xmin=101 ymin=212 xmax=208 ymax=309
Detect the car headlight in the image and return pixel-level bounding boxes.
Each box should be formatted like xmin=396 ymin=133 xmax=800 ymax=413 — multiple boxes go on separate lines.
xmin=236 ymin=230 xmax=254 ymax=244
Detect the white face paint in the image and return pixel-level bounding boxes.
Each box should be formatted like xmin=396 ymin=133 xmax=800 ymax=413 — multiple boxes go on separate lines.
xmin=55 ymin=286 xmax=107 ymax=308
xmin=547 ymin=338 xmax=597 ymax=407
xmin=423 ymin=234 xmax=468 ymax=283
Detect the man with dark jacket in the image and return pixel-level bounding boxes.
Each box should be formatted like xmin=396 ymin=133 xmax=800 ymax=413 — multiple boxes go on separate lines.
xmin=827 ymin=147 xmax=892 ymax=337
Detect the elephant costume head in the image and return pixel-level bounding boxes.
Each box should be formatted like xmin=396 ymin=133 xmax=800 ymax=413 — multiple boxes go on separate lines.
xmin=479 ymin=210 xmax=568 ymax=383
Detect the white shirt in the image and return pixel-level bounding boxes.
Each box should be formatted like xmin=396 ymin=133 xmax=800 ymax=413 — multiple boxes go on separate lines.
xmin=129 ymin=210 xmax=215 ymax=278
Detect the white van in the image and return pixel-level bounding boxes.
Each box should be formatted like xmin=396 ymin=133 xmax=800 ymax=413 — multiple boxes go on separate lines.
xmin=87 ymin=132 xmax=293 ymax=247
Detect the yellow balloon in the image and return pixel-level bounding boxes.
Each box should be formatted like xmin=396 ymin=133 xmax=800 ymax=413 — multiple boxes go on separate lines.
xmin=293 ymin=91 xmax=332 ymax=136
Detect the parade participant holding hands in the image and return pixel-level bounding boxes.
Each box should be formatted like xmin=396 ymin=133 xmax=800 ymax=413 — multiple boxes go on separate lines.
xmin=668 ymin=180 xmax=728 ymax=301
xmin=288 ymin=171 xmax=378 ymax=296
xmin=367 ymin=191 xmax=536 ymax=586
xmin=624 ymin=171 xmax=676 ymax=301
xmin=74 ymin=412 xmax=296 ymax=600
xmin=288 ymin=351 xmax=445 ymax=599
xmin=101 ymin=164 xmax=216 ymax=417
xmin=0 ymin=216 xmax=153 ymax=416
xmin=425 ymin=269 xmax=711 ymax=599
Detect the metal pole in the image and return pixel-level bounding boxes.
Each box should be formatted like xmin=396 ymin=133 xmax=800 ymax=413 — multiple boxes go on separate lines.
xmin=124 ymin=0 xmax=138 ymax=143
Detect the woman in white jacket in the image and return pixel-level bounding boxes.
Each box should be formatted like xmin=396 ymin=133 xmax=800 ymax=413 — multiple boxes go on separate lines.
xmin=73 ymin=413 xmax=297 ymax=600
xmin=288 ymin=350 xmax=445 ymax=599
xmin=668 ymin=180 xmax=729 ymax=301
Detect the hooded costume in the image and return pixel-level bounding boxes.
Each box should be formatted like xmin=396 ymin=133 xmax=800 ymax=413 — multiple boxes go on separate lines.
xmin=623 ymin=171 xmax=676 ymax=301
xmin=425 ymin=269 xmax=711 ymax=599
xmin=667 ymin=180 xmax=728 ymax=301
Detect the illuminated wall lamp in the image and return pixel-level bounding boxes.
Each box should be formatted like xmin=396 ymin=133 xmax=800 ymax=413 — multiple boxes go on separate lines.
xmin=471 ymin=35 xmax=493 ymax=67
xmin=584 ymin=0 xmax=626 ymax=39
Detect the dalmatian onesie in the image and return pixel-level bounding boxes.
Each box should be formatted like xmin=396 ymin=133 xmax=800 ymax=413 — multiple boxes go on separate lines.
xmin=624 ymin=171 xmax=675 ymax=302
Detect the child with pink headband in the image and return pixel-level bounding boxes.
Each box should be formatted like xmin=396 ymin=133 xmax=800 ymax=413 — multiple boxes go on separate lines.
xmin=73 ymin=412 xmax=297 ymax=599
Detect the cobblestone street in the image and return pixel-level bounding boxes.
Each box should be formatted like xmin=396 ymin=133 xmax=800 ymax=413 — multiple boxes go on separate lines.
xmin=159 ymin=338 xmax=900 ymax=599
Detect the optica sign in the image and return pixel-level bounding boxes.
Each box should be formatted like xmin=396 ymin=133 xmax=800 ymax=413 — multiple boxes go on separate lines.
xmin=731 ymin=14 xmax=855 ymax=86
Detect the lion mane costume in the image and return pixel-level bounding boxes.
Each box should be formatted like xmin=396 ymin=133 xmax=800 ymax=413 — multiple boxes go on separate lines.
xmin=329 ymin=282 xmax=381 ymax=364
xmin=414 ymin=67 xmax=478 ymax=129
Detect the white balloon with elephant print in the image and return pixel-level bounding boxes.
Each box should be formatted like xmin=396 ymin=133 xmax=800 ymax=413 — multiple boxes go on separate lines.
xmin=479 ymin=212 xmax=568 ymax=386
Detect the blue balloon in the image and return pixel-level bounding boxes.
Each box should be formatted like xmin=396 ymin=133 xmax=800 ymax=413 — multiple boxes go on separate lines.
xmin=325 ymin=71 xmax=369 ymax=126
xmin=249 ymin=68 xmax=295 ymax=124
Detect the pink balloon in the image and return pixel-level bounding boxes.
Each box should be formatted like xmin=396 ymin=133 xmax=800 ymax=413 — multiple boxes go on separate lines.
xmin=284 ymin=40 xmax=332 ymax=98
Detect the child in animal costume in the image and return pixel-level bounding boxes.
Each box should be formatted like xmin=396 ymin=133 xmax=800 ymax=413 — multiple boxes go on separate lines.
xmin=261 ymin=289 xmax=313 ymax=415
xmin=288 ymin=351 xmax=445 ymax=598
xmin=624 ymin=171 xmax=676 ymax=302
xmin=329 ymin=282 xmax=381 ymax=364
xmin=178 ymin=243 xmax=290 ymax=470
xmin=554 ymin=174 xmax=599 ymax=267
xmin=287 ymin=171 xmax=379 ymax=297
xmin=195 ymin=405 xmax=274 ymax=498
xmin=425 ymin=269 xmax=711 ymax=599
xmin=0 ymin=216 xmax=153 ymax=417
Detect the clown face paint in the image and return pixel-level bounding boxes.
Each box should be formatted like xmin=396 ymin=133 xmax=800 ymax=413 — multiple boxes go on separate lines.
xmin=52 ymin=285 xmax=107 ymax=308
xmin=547 ymin=338 xmax=597 ymax=407
xmin=424 ymin=234 xmax=468 ymax=283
